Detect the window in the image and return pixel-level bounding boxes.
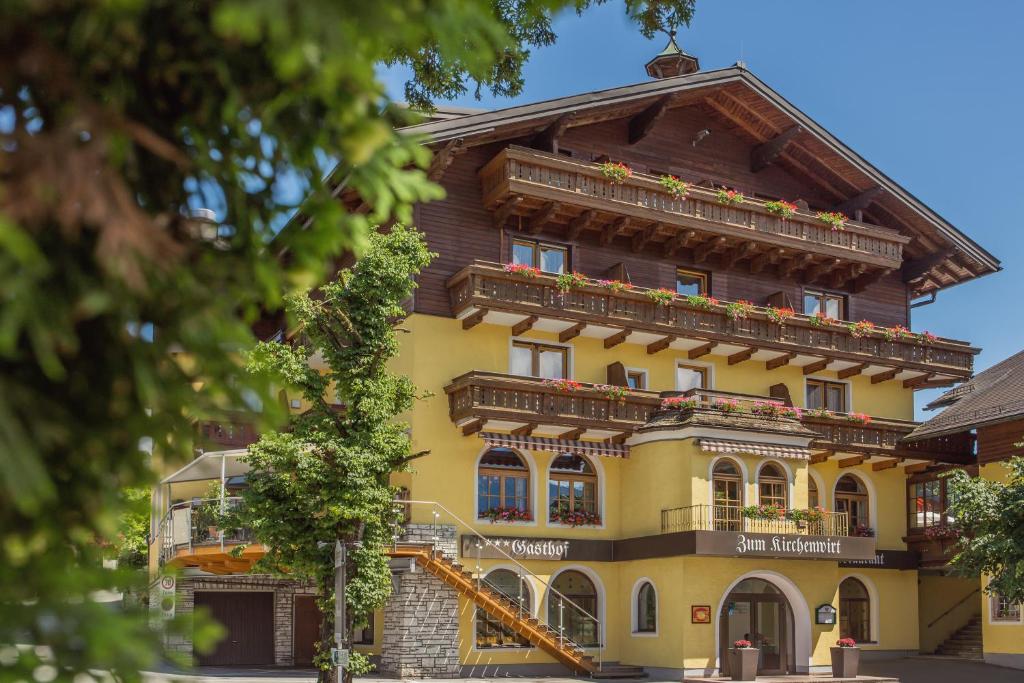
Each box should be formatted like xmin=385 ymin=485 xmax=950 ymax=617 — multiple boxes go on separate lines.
xmin=808 ymin=477 xmax=820 ymax=509
xmin=478 ymin=449 xmax=530 ymax=520
xmin=992 ymin=594 xmax=1022 ymax=623
xmin=835 ymin=475 xmax=870 ymax=534
xmin=839 ymin=578 xmax=871 ymax=642
xmin=712 ymin=459 xmax=743 ymax=531
xmin=676 ymin=268 xmax=708 ymax=296
xmin=511 ymin=340 xmax=568 ymax=379
xmin=549 ymin=570 xmax=599 ymax=646
xmin=626 ymin=369 xmax=647 ymax=390
xmin=806 ymin=379 xmax=847 ymax=412
xmin=512 ymin=238 xmax=567 ymax=274
xmin=803 ymin=289 xmax=846 ymax=321
xmin=353 ymin=612 xmax=375 ymax=645
xmin=676 ymin=363 xmax=709 ymax=391
xmin=635 ymin=582 xmax=657 ymax=634
xmin=907 ymin=476 xmax=954 ymax=531
xmin=549 ymin=454 xmax=599 ymax=523
xmin=477 ymin=569 xmax=533 ymax=647
xmin=758 ymin=463 xmax=788 ymax=508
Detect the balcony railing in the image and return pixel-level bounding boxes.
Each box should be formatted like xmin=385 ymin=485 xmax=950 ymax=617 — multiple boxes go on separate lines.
xmin=661 ymin=504 xmax=850 ymax=537
xmin=448 ymin=262 xmax=976 ymax=378
xmin=480 ymin=146 xmax=910 ymax=269
xmin=195 ymin=419 xmax=259 ymax=451
xmin=157 ymin=497 xmax=253 ymax=565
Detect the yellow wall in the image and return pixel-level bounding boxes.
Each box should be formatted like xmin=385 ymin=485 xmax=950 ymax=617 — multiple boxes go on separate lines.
xmin=979 ymin=463 xmax=1024 ymax=657
xmin=917 ymin=575 xmax=980 ymax=653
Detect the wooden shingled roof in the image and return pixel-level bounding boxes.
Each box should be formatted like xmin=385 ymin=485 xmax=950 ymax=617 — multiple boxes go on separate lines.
xmin=906 ymin=349 xmax=1024 ymax=440
xmin=400 ymin=65 xmax=1001 ymax=297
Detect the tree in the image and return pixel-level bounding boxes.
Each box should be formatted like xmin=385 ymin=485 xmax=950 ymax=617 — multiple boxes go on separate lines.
xmin=238 ymin=224 xmax=433 ymax=682
xmin=0 ymin=1 xmax=694 ymax=679
xmin=105 ymin=488 xmax=152 ymax=571
xmin=946 ymin=451 xmax=1024 ymax=603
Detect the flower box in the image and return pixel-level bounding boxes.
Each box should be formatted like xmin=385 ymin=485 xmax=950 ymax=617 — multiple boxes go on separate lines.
xmin=831 ymin=640 xmax=860 ymax=678
xmin=729 ymin=644 xmax=759 ymax=681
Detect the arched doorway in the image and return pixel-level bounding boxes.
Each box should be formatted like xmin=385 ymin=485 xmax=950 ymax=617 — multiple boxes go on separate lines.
xmin=719 ymin=578 xmax=795 ymax=676
xmin=548 ymin=569 xmax=599 ymax=647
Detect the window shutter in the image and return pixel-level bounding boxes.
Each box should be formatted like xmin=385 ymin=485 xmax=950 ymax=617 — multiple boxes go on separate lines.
xmin=765 ymin=291 xmax=795 ymax=309
xmin=607 ymin=361 xmax=628 ymax=387
xmin=769 ymin=383 xmax=794 ymax=406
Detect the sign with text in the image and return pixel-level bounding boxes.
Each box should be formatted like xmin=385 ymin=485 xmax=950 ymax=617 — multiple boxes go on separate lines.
xmin=461 ymin=535 xmax=571 ymax=561
xmin=839 ymin=550 xmax=919 ymax=570
xmin=693 ymin=531 xmax=876 ymax=561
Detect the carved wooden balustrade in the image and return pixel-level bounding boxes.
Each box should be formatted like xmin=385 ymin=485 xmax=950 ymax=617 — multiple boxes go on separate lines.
xmin=448 ymin=262 xmax=976 ymax=378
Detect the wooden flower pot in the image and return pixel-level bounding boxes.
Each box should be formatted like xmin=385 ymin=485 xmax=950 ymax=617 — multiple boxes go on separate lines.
xmin=729 ymin=647 xmax=758 ymax=681
xmin=830 ymin=646 xmax=860 ymax=678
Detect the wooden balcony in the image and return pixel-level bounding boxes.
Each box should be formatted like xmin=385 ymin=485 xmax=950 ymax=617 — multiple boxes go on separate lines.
xmin=449 ymin=262 xmax=975 ymax=382
xmin=444 ymin=373 xmax=974 ymax=464
xmin=480 ymin=145 xmax=910 ymax=288
xmin=195 ymin=418 xmax=259 ymax=452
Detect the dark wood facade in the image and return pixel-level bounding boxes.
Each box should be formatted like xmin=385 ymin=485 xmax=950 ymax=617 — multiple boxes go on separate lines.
xmin=977 ymin=418 xmax=1024 ymax=464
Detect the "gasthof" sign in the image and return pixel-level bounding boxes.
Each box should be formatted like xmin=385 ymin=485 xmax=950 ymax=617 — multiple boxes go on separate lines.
xmin=460 ymin=535 xmax=571 ymax=561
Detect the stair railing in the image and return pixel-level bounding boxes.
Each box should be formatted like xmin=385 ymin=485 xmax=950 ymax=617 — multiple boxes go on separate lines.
xmin=926 ymin=587 xmax=981 ymax=629
xmin=394 ymin=499 xmax=603 ymax=671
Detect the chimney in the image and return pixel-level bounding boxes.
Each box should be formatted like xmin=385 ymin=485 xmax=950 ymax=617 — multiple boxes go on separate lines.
xmin=645 ymin=31 xmax=699 ymax=79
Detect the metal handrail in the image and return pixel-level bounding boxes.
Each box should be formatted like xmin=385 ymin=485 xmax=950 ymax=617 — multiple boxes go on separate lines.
xmin=154 ymin=497 xmax=249 ymax=564
xmin=926 ymin=588 xmax=980 ymax=629
xmin=661 ymin=503 xmax=849 ymax=536
xmin=396 ymin=499 xmax=603 ymax=669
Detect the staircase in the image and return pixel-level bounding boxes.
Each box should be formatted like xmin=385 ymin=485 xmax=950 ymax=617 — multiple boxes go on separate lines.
xmin=934 ymin=615 xmax=983 ymax=659
xmin=390 ymin=544 xmax=602 ymax=676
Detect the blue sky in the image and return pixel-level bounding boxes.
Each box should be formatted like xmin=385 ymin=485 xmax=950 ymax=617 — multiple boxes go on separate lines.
xmin=381 ymin=0 xmax=1024 ymax=418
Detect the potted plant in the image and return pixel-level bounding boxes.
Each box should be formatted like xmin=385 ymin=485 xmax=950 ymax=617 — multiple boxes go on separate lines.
xmin=503 ymin=262 xmax=541 ymax=278
xmin=645 ymin=287 xmax=676 ymax=306
xmin=542 ymin=378 xmax=583 ymax=392
xmin=816 ymin=210 xmax=848 ymax=231
xmin=831 ymin=638 xmax=860 ymax=677
xmin=684 ymin=293 xmax=719 ymax=311
xmin=808 ymin=310 xmax=836 ymax=328
xmin=658 ymin=174 xmax=689 ymax=199
xmin=715 ymin=188 xmax=745 ymax=206
xmin=766 ymin=305 xmax=795 ymax=325
xmin=597 ymin=279 xmax=633 ymax=293
xmin=598 ymin=161 xmax=632 ymax=184
xmin=594 ymin=383 xmax=630 ymax=402
xmin=725 ymin=300 xmax=755 ymax=321
xmin=660 ymin=395 xmax=699 ymax=410
xmin=729 ymin=639 xmax=758 ymax=681
xmin=847 ymin=320 xmax=875 ymax=338
xmin=555 ymin=271 xmax=587 ymax=292
xmin=764 ymin=199 xmax=798 ymax=218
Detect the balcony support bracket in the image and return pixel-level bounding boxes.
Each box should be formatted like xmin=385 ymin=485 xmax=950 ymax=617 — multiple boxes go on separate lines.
xmin=628 ymin=95 xmax=673 ymax=145
xmin=751 ymin=125 xmax=803 ymax=172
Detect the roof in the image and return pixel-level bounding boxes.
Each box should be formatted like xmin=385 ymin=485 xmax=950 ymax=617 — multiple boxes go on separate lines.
xmin=396 ymin=65 xmax=1001 ymax=295
xmin=905 ymin=349 xmax=1024 ymax=440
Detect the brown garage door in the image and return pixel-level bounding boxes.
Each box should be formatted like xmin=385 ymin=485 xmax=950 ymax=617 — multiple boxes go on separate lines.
xmin=293 ymin=595 xmax=323 ymax=667
xmin=195 ymin=591 xmax=275 ymax=666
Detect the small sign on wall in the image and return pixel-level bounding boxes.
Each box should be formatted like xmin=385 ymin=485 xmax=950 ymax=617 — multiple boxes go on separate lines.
xmin=691 ymin=605 xmax=711 ymax=624
xmin=815 ymin=604 xmax=837 ymax=625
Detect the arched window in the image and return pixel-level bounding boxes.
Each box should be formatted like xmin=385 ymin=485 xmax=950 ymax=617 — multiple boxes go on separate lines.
xmin=835 ymin=475 xmax=870 ymax=534
xmin=808 ymin=476 xmax=820 ymax=509
xmin=712 ymin=459 xmax=743 ymax=531
xmin=758 ymin=463 xmax=788 ymax=508
xmin=635 ymin=582 xmax=657 ymax=633
xmin=839 ymin=578 xmax=871 ymax=643
xmin=478 ymin=449 xmax=530 ymax=521
xmin=549 ymin=454 xmax=599 ymax=525
xmin=476 ymin=569 xmax=532 ymax=648
xmin=549 ymin=570 xmax=599 ymax=646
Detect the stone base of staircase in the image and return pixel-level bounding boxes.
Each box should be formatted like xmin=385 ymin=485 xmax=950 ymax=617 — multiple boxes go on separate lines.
xmin=933 ymin=615 xmax=983 ymax=660
xmin=590 ymin=664 xmax=648 ymax=679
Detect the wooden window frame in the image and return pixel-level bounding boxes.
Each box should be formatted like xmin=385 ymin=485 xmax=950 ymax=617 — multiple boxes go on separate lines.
xmin=510 ymin=236 xmax=570 ymax=274
xmin=676 ymin=267 xmax=709 ymax=296
xmin=512 ymin=340 xmax=569 ymax=379
xmin=991 ymin=594 xmax=1023 ymax=623
xmin=802 ymin=287 xmax=847 ymax=321
xmin=475 ymin=569 xmax=533 ymax=648
xmin=808 ymin=477 xmax=820 ymax=509
xmin=676 ymin=362 xmax=710 ymax=391
xmin=758 ymin=464 xmax=788 ymax=508
xmin=625 ymin=368 xmax=648 ymax=390
xmin=712 ymin=459 xmax=743 ymax=531
xmin=835 ymin=475 xmax=870 ymax=533
xmin=906 ymin=475 xmax=952 ymax=534
xmin=806 ymin=378 xmax=848 ymax=412
xmin=839 ymin=578 xmax=872 ymax=643
xmin=477 ymin=450 xmax=531 ymax=519
xmin=549 ymin=455 xmax=599 ymax=519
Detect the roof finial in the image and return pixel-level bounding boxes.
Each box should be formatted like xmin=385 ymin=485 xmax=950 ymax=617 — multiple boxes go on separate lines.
xmin=645 ymin=27 xmax=699 ymax=79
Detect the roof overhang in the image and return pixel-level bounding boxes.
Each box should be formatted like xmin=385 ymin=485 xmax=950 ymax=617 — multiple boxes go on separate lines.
xmin=161 ymin=449 xmax=250 ymax=485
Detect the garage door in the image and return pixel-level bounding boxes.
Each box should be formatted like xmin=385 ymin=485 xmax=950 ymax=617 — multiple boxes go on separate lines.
xmin=293 ymin=595 xmax=323 ymax=667
xmin=195 ymin=591 xmax=275 ymax=666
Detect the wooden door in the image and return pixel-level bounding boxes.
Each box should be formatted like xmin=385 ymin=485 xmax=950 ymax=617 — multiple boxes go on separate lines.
xmin=293 ymin=595 xmax=323 ymax=668
xmin=195 ymin=591 xmax=275 ymax=666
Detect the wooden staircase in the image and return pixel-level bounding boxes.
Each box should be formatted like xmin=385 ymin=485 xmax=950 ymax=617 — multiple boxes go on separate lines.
xmin=934 ymin=615 xmax=983 ymax=659
xmin=389 ymin=544 xmax=600 ymax=675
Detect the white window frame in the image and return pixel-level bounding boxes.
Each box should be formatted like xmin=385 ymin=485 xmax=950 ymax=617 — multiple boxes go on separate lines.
xmin=624 ymin=367 xmax=649 ymax=391
xmin=989 ymin=593 xmax=1024 ymax=625
xmin=630 ymin=578 xmax=659 ymax=637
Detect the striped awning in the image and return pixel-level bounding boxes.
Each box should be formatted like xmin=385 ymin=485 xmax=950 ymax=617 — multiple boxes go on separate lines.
xmin=698 ymin=438 xmax=811 ymax=460
xmin=480 ymin=432 xmax=629 ymax=458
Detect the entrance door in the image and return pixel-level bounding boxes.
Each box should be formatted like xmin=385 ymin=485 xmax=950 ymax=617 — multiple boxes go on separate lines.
xmin=719 ymin=579 xmax=792 ymax=676
xmin=195 ymin=591 xmax=275 ymax=666
xmin=294 ymin=595 xmax=323 ymax=667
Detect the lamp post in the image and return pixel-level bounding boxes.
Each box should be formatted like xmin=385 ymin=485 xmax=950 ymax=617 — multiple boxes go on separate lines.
xmin=318 ymin=539 xmax=361 ymax=677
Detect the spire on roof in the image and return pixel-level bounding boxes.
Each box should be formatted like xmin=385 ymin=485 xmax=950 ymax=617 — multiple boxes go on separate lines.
xmin=645 ymin=30 xmax=700 ymax=79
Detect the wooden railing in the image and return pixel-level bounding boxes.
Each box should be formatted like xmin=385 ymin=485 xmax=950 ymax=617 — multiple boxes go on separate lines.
xmin=448 ymin=262 xmax=976 ymax=377
xmin=661 ymin=504 xmax=850 ymax=536
xmin=195 ymin=419 xmax=260 ymax=450
xmin=480 ymin=146 xmax=910 ymax=268
xmin=802 ymin=415 xmax=974 ymax=460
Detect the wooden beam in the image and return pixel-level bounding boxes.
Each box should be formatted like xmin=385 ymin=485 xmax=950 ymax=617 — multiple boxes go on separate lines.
xmin=751 ymin=125 xmax=803 ymax=172
xmin=870 ymin=368 xmax=899 ymax=384
xmin=834 ymin=186 xmax=883 ymax=215
xmin=664 ymin=229 xmax=698 ymax=257
xmin=427 ymin=137 xmax=465 ymax=182
xmin=766 ymin=353 xmax=796 ymax=370
xmin=903 ymin=373 xmax=935 ymax=389
xmin=561 ymin=427 xmax=585 ymax=440
xmin=810 ymin=451 xmax=833 ymax=465
xmin=751 ymin=248 xmax=784 ymax=274
xmin=531 ymin=112 xmax=575 ymax=152
xmin=904 ymin=462 xmax=930 ymax=474
xmin=601 ymin=216 xmax=629 ymax=246
xmin=527 ymin=201 xmax=560 ymax=235
xmin=780 ymin=253 xmax=814 ymax=279
xmin=493 ymin=196 xmax=523 ymax=228
xmin=902 ymin=250 xmax=954 ymax=283
xmin=852 ymin=267 xmax=891 ymax=293
xmin=567 ymin=210 xmax=596 ymax=240
xmin=461 ymin=308 xmax=487 ymax=330
xmin=872 ymin=459 xmax=900 ymax=472
xmin=632 ymin=222 xmax=662 ymax=253
xmin=725 ymin=241 xmax=759 ymax=269
xmin=803 ymin=258 xmax=842 ymax=284
xmin=628 ymin=95 xmax=672 ymax=145
xmin=728 ymin=348 xmax=754 ymax=366
xmin=510 ymin=423 xmax=537 ymax=437
xmin=838 ymin=455 xmax=866 ymax=468
xmin=558 ymin=322 xmax=586 ymax=343
xmin=802 ymin=359 xmax=829 ymax=375
xmin=461 ymin=419 xmax=483 ymax=437
xmin=838 ymin=363 xmax=867 ymax=379
xmin=688 ymin=342 xmax=716 ymax=359
xmin=647 ymin=335 xmax=675 ymax=355
xmin=603 ymin=329 xmax=629 ymax=349
xmin=511 ymin=315 xmax=538 ymax=336
xmin=607 ymin=432 xmax=630 ymax=445
xmin=694 ymin=236 xmax=728 ymax=264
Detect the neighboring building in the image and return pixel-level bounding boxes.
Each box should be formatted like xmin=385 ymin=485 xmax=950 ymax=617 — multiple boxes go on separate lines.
xmin=149 ymin=39 xmax=1003 ymax=677
xmin=903 ymin=350 xmax=1024 ymax=671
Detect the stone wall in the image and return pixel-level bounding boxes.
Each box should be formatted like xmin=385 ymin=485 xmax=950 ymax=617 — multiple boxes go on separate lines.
xmin=399 ymin=522 xmax=457 ymax=557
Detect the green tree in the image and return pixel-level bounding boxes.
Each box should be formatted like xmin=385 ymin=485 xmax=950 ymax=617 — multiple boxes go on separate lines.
xmin=946 ymin=451 xmax=1024 ymax=603
xmin=0 ymin=1 xmax=694 ymax=679
xmin=238 ymin=224 xmax=433 ymax=682
xmin=106 ymin=488 xmax=152 ymax=571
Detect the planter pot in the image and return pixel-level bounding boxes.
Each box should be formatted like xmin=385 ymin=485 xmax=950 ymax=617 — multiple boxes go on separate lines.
xmin=830 ymin=646 xmax=860 ymax=678
xmin=729 ymin=647 xmax=758 ymax=681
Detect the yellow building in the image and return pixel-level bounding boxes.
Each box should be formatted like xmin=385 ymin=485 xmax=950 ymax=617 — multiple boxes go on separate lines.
xmin=149 ymin=41 xmax=1004 ymax=677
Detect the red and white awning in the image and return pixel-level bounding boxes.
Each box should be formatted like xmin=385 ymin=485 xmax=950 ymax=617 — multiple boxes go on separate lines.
xmin=698 ymin=438 xmax=810 ymax=460
xmin=480 ymin=432 xmax=629 ymax=458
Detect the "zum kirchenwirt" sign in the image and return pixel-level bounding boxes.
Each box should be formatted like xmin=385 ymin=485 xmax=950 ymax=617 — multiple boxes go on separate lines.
xmin=691 ymin=530 xmax=876 ymax=561
xmin=735 ymin=533 xmax=843 ymax=556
